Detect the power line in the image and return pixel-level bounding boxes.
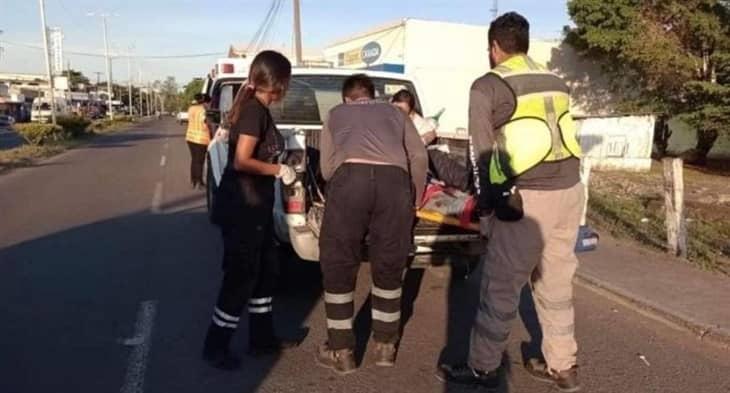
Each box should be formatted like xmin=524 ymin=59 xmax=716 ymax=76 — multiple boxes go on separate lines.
xmin=0 ymin=40 xmax=223 ymax=59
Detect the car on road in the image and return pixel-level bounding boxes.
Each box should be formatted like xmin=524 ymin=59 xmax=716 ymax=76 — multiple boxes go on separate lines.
xmin=203 ymin=61 xmax=484 ymax=269
xmin=0 ymin=114 xmax=16 ymax=128
xmin=176 ymin=111 xmax=189 ymax=124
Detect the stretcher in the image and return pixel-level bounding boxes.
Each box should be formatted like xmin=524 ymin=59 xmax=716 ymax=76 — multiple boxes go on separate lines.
xmin=417 ymin=183 xmax=480 ymax=232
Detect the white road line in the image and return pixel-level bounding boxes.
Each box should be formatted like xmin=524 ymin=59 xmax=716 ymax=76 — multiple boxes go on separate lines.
xmin=120 ymin=300 xmax=158 ymax=393
xmin=150 ymin=182 xmax=163 ymax=214
xmin=159 ymin=155 xmax=166 ymax=167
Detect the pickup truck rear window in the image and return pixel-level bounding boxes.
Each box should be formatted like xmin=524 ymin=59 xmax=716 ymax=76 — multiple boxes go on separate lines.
xmin=217 ymin=75 xmax=420 ymax=126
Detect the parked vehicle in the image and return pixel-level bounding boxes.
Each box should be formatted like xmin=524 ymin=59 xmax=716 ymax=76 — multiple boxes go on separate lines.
xmin=176 ymin=111 xmax=189 ymax=124
xmin=204 ymin=60 xmax=484 ymax=268
xmin=0 ymin=114 xmax=16 ymax=128
xmin=31 ymin=97 xmax=69 ymax=123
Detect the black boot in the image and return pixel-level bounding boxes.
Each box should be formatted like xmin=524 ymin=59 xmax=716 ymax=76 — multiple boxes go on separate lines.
xmin=202 ymin=324 xmax=242 ymax=371
xmin=248 ymin=312 xmax=301 ymax=357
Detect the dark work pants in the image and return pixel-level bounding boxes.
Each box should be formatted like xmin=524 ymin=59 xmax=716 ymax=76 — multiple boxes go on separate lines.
xmin=204 ymin=204 xmax=280 ymax=353
xmin=319 ymin=163 xmax=414 ymax=350
xmin=187 ymin=142 xmax=207 ymax=186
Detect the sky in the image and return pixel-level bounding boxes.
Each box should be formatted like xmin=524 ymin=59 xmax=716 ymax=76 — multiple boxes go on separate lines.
xmin=0 ymin=0 xmax=571 ymax=85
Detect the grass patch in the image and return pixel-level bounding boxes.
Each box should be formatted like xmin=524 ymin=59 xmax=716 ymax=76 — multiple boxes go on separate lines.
xmin=0 ymin=118 xmax=137 ymax=173
xmin=588 ymin=169 xmax=730 ymax=275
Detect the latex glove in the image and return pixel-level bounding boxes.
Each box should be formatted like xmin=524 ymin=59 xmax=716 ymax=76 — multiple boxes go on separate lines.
xmin=479 ymin=214 xmax=493 ymax=238
xmin=277 ymin=164 xmax=297 ymax=186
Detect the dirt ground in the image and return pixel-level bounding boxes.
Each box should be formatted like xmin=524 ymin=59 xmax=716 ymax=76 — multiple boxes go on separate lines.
xmin=587 ymin=160 xmax=730 ymax=275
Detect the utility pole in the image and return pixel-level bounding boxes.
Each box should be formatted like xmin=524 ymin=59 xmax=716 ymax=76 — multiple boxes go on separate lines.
xmin=101 ymin=16 xmax=114 ymax=120
xmin=293 ymin=0 xmax=303 ymax=66
xmin=147 ymin=82 xmax=152 ymax=117
xmin=39 ymin=0 xmax=57 ymax=125
xmin=126 ymin=47 xmax=133 ymax=117
xmin=491 ymin=0 xmax=499 ymax=20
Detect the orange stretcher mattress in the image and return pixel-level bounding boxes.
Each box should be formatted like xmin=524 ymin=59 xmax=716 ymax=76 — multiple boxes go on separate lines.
xmin=417 ymin=184 xmax=479 ymax=232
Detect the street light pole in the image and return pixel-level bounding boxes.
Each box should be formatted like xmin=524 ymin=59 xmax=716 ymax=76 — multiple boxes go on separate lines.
xmin=101 ymin=15 xmax=114 ymax=120
xmin=38 ymin=0 xmax=57 ymax=125
xmin=127 ymin=46 xmax=133 ymax=117
xmin=293 ymin=0 xmax=303 ymax=66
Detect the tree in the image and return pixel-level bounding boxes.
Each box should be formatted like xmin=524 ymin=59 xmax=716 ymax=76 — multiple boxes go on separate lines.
xmin=66 ymin=69 xmax=90 ymax=90
xmin=178 ymin=78 xmax=205 ymax=112
xmin=565 ymin=0 xmax=730 ymax=163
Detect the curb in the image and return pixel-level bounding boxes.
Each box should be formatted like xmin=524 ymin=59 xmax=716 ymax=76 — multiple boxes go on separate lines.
xmin=575 ymin=271 xmax=730 ymax=350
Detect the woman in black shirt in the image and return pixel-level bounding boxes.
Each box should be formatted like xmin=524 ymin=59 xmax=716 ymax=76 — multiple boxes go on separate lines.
xmin=202 ymin=50 xmax=298 ymax=370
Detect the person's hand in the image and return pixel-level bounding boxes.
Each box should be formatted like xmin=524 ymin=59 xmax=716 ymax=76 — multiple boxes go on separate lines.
xmin=277 ymin=164 xmax=297 ymax=186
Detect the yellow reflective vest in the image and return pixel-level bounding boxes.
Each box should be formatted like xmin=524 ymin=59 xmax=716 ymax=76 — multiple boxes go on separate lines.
xmin=185 ymin=104 xmax=210 ymax=145
xmin=488 ymin=55 xmax=581 ymax=185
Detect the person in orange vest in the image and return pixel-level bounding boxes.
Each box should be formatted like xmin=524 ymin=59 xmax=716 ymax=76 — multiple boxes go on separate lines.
xmin=185 ymin=93 xmax=211 ymax=189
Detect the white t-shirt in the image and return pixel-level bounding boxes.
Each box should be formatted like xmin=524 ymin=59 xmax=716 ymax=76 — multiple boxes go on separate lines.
xmin=411 ymin=113 xmax=435 ymax=137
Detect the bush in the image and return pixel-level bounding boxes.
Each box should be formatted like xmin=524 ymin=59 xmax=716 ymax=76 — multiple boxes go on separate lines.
xmin=56 ymin=115 xmax=92 ymax=137
xmin=14 ymin=123 xmax=66 ymax=145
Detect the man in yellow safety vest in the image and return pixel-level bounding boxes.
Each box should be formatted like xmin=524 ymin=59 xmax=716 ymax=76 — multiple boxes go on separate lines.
xmin=439 ymin=12 xmax=584 ymax=392
xmin=185 ymin=93 xmax=211 ymax=189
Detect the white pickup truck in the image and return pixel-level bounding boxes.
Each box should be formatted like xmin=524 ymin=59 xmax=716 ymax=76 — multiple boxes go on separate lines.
xmin=203 ymin=65 xmax=485 ymax=269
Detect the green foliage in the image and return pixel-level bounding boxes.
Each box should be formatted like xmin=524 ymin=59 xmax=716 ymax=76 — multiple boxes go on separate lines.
xmin=56 ymin=115 xmax=92 ymax=137
xmin=178 ymin=78 xmax=205 ymax=111
xmin=566 ymin=0 xmax=730 ymax=161
xmin=14 ymin=123 xmax=66 ymax=145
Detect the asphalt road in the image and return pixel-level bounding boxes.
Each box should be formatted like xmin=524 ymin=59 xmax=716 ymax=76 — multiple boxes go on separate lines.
xmin=0 ymin=119 xmax=728 ymax=393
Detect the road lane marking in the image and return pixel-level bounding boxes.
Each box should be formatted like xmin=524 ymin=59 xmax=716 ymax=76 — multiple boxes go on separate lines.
xmin=120 ymin=300 xmax=158 ymax=393
xmin=151 ymin=182 xmax=163 ymax=214
xmin=160 ymin=155 xmax=166 ymax=167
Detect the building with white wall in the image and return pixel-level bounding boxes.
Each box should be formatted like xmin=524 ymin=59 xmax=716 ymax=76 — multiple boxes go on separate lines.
xmin=324 ymin=19 xmax=614 ymax=137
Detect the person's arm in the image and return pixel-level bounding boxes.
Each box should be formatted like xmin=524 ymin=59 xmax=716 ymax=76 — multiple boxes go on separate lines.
xmin=319 ymin=118 xmax=337 ymax=181
xmin=404 ymin=118 xmax=428 ymax=206
xmin=412 ymin=114 xmax=437 ymax=145
xmin=468 ymin=80 xmax=497 ymax=214
xmin=233 ymin=135 xmax=280 ymax=176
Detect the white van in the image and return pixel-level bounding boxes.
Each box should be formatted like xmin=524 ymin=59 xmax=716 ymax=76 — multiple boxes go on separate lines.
xmin=31 ymin=97 xmax=68 ymax=123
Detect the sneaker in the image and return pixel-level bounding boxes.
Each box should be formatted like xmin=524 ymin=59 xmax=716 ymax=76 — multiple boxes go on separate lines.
xmin=315 ymin=343 xmax=357 ymax=375
xmin=248 ymin=337 xmax=301 ymax=357
xmin=373 ymin=341 xmax=396 ymax=367
xmin=202 ymin=348 xmax=242 ymax=371
xmin=436 ymin=363 xmax=500 ymax=390
xmin=524 ymin=358 xmax=580 ymax=392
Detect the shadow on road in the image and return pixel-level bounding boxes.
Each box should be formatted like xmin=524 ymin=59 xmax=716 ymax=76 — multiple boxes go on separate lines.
xmin=0 ymin=194 xmax=323 ymax=393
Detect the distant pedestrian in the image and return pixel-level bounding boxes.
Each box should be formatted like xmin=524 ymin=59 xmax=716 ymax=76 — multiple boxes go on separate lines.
xmin=185 ymin=93 xmax=211 ymax=189
xmin=316 ymin=74 xmax=428 ymax=374
xmin=438 ymin=12 xmax=584 ymax=392
xmin=202 ymin=50 xmax=300 ymax=371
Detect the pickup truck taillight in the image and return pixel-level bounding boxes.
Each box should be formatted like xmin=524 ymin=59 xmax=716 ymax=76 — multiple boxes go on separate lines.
xmin=285 ymin=181 xmax=306 ymax=214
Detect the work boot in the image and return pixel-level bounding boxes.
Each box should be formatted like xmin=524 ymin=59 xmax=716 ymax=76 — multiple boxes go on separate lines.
xmin=436 ymin=363 xmax=500 ymax=390
xmin=202 ymin=324 xmax=241 ymax=371
xmin=524 ymin=358 xmax=580 ymax=392
xmin=373 ymin=341 xmax=397 ymax=367
xmin=248 ymin=312 xmax=303 ymax=356
xmin=315 ymin=343 xmax=357 ymax=375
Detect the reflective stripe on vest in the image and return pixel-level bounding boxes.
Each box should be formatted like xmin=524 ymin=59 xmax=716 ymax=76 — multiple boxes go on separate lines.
xmin=186 ymin=105 xmax=210 ymax=145
xmin=488 ymin=55 xmax=581 ymax=185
